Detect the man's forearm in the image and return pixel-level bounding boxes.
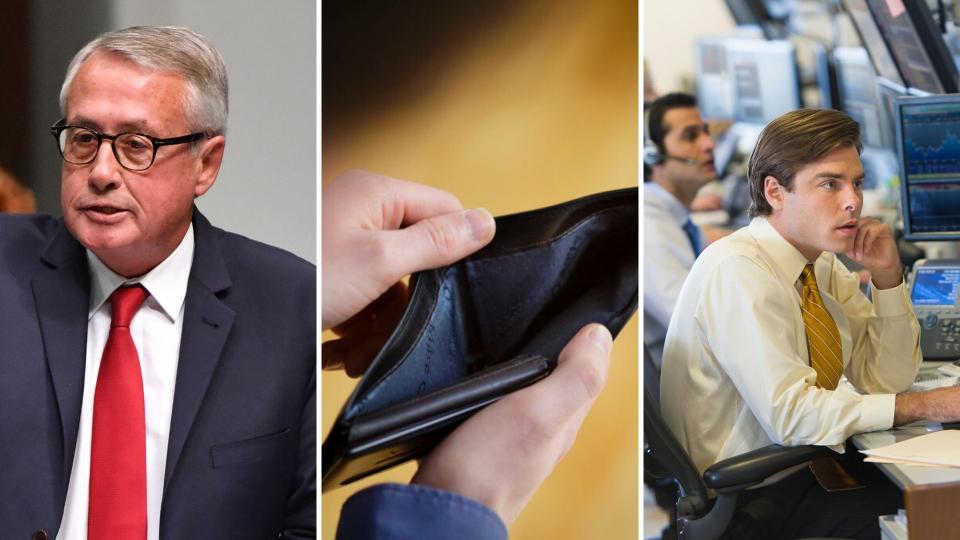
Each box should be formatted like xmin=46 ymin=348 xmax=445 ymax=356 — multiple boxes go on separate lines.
xmin=894 ymin=386 xmax=960 ymax=426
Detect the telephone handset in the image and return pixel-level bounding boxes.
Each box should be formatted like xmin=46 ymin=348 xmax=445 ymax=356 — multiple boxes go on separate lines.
xmin=909 ymin=259 xmax=960 ymax=360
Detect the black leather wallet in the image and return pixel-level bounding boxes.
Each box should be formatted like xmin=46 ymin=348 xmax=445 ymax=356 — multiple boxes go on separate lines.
xmin=322 ymin=187 xmax=638 ymax=491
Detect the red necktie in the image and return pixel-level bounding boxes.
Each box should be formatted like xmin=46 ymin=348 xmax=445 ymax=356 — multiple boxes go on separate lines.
xmin=89 ymin=285 xmax=150 ymax=540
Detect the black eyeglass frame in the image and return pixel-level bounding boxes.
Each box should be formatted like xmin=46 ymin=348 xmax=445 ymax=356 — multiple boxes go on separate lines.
xmin=50 ymin=120 xmax=207 ymax=171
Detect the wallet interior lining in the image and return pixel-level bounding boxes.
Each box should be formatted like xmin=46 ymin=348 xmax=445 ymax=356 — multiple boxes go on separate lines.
xmin=350 ymin=203 xmax=637 ymax=417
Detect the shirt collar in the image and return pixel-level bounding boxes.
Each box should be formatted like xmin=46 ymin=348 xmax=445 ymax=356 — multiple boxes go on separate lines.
xmin=644 ymin=182 xmax=690 ymax=225
xmin=87 ymin=223 xmax=195 ymax=322
xmin=747 ymin=216 xmax=817 ymax=286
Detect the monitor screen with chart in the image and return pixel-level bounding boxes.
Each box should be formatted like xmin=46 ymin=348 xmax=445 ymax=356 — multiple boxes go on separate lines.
xmin=896 ymin=94 xmax=960 ymax=240
xmin=911 ymin=265 xmax=960 ymax=307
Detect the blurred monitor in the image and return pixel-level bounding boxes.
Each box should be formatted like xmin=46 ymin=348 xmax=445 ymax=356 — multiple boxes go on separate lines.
xmin=724 ymin=0 xmax=772 ymax=25
xmin=696 ymin=37 xmax=736 ymax=120
xmin=724 ymin=0 xmax=790 ymax=39
xmin=713 ymin=127 xmax=740 ymax=178
xmin=841 ymin=0 xmax=905 ymax=87
xmin=876 ymin=76 xmax=916 ymax=146
xmin=864 ymin=0 xmax=958 ymax=94
xmin=725 ymin=38 xmax=800 ymax=124
xmin=813 ymin=42 xmax=839 ymax=109
xmin=860 ymin=146 xmax=897 ymax=192
xmin=895 ymin=94 xmax=960 ymax=240
xmin=834 ymin=47 xmax=893 ymax=151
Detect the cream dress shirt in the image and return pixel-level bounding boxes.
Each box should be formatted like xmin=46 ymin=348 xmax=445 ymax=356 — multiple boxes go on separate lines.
xmin=661 ymin=217 xmax=921 ymax=476
xmin=58 ymin=225 xmax=193 ymax=540
xmin=644 ymin=182 xmax=698 ymax=368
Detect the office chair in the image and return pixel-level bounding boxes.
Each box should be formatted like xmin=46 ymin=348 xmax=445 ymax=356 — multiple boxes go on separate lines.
xmin=644 ymin=347 xmax=836 ymax=540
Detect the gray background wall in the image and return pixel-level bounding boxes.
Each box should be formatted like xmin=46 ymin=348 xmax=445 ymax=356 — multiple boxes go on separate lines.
xmin=27 ymin=1 xmax=316 ymax=263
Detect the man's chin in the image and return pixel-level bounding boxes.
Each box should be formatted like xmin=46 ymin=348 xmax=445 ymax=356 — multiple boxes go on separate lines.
xmin=68 ymin=225 xmax=134 ymax=255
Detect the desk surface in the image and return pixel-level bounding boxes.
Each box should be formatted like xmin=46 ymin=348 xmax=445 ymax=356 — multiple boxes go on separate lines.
xmin=850 ymin=362 xmax=960 ymax=540
xmin=851 ymin=423 xmax=960 ymax=489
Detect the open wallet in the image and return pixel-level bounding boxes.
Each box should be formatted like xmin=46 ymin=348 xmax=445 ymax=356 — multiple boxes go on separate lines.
xmin=322 ymin=187 xmax=638 ymax=491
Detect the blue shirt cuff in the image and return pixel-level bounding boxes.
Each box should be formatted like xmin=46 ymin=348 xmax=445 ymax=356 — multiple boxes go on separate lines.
xmin=336 ymin=483 xmax=507 ymax=540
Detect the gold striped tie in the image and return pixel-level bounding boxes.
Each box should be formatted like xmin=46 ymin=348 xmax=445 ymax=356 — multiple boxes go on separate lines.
xmin=800 ymin=264 xmax=843 ymax=390
xmin=800 ymin=265 xmax=862 ymax=491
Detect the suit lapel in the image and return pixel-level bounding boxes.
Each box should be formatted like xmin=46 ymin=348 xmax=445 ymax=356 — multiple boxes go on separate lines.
xmin=163 ymin=211 xmax=235 ymax=489
xmin=30 ymin=223 xmax=90 ymax=498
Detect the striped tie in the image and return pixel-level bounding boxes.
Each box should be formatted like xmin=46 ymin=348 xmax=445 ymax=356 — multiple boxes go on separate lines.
xmin=799 ymin=264 xmax=843 ymax=390
xmin=800 ymin=265 xmax=863 ymax=491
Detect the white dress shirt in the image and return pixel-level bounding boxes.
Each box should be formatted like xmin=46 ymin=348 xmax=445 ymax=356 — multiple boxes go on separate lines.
xmin=58 ymin=224 xmax=194 ymax=540
xmin=660 ymin=217 xmax=921 ymax=476
xmin=644 ymin=182 xmax=699 ymax=368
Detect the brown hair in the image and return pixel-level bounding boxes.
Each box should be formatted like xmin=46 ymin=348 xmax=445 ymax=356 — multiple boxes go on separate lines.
xmin=747 ymin=108 xmax=862 ymax=217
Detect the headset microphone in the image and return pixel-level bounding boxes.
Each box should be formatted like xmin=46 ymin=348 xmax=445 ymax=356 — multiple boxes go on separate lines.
xmin=643 ymin=142 xmax=709 ymax=167
xmin=663 ymin=155 xmax=702 ymax=166
xmin=643 ymin=141 xmax=706 ymax=167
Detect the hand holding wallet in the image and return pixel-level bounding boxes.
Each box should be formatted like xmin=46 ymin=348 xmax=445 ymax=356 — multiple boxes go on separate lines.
xmin=322 ymin=187 xmax=638 ymax=491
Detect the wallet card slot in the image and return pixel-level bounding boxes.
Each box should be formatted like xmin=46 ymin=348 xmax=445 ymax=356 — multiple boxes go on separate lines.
xmin=349 ymin=354 xmax=552 ymax=446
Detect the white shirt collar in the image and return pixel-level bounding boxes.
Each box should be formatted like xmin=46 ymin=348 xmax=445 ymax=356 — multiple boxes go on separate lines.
xmin=644 ymin=181 xmax=690 ymax=225
xmin=747 ymin=216 xmax=818 ymax=286
xmin=86 ymin=223 xmax=195 ymax=322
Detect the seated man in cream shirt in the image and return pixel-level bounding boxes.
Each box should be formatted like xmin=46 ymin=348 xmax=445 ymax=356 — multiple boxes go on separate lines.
xmin=661 ymin=108 xmax=960 ymax=539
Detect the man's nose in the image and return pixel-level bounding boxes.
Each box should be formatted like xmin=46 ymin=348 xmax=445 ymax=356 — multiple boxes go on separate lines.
xmin=842 ymin=183 xmax=862 ymax=212
xmin=87 ymin=141 xmax=123 ymax=191
xmin=700 ymin=133 xmax=715 ymax=153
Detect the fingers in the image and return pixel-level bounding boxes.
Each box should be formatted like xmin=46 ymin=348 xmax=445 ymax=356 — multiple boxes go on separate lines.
xmin=381 ymin=208 xmax=496 ymax=279
xmin=537 ymin=324 xmax=612 ymax=417
xmin=321 ymin=337 xmax=385 ymax=377
xmin=852 ymin=222 xmax=875 ymax=261
xmin=850 ymin=219 xmax=888 ymax=261
xmin=324 ymin=170 xmax=465 ymax=228
xmin=411 ymin=323 xmax=614 ymax=526
xmin=517 ymin=324 xmax=613 ymax=455
xmin=322 ymin=282 xmax=409 ymax=376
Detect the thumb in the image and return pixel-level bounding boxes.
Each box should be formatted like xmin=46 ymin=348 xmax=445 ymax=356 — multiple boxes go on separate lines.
xmin=525 ymin=323 xmax=613 ymax=425
xmin=383 ymin=208 xmax=496 ymax=278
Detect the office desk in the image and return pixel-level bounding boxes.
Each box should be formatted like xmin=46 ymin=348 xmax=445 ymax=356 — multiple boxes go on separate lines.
xmin=851 ymin=363 xmax=960 ymax=539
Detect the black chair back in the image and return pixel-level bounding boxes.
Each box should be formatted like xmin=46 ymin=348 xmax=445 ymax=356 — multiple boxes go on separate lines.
xmin=643 ymin=347 xmax=710 ymax=518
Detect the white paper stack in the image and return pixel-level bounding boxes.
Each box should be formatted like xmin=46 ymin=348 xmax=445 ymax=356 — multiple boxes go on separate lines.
xmin=861 ymin=430 xmax=960 ymax=467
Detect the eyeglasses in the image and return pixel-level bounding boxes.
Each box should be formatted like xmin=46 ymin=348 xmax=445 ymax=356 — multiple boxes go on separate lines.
xmin=50 ymin=121 xmax=206 ymax=171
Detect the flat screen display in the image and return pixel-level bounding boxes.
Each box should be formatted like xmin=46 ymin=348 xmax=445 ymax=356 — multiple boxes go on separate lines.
xmin=912 ymin=266 xmax=960 ymax=306
xmin=896 ymin=95 xmax=960 ymax=239
xmin=835 ymin=47 xmax=890 ymax=150
xmin=725 ymin=38 xmax=800 ymax=124
xmin=864 ymin=0 xmax=957 ymax=94
xmin=841 ymin=0 xmax=905 ymax=87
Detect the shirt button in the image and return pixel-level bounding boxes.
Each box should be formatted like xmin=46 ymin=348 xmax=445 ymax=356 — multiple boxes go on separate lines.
xmin=31 ymin=530 xmax=49 ymax=540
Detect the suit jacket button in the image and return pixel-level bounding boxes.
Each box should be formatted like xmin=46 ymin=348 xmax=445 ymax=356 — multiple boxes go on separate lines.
xmin=31 ymin=530 xmax=49 ymax=540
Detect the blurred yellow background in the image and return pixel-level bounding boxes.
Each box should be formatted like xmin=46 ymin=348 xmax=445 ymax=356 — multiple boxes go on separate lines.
xmin=321 ymin=0 xmax=637 ymax=537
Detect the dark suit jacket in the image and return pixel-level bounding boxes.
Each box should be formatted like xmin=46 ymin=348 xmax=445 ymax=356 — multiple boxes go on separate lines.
xmin=0 ymin=209 xmax=315 ymax=539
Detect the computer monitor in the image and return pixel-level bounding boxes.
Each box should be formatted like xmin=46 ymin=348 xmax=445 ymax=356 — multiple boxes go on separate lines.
xmin=895 ymin=94 xmax=960 ymax=240
xmin=725 ymin=38 xmax=801 ymax=125
xmin=864 ymin=0 xmax=958 ymax=94
xmin=834 ymin=47 xmax=891 ymax=150
xmin=723 ymin=0 xmax=788 ymax=40
xmin=840 ymin=0 xmax=905 ymax=87
xmin=876 ymin=76 xmax=914 ymax=145
xmin=696 ymin=37 xmax=736 ymax=121
xmin=813 ymin=43 xmax=838 ymax=109
xmin=911 ymin=264 xmax=960 ymax=307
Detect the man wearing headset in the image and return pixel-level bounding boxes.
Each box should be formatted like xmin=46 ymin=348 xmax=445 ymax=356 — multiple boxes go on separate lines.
xmin=643 ymin=92 xmax=718 ymax=369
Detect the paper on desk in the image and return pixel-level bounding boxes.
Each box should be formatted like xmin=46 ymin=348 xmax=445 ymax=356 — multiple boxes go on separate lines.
xmin=863 ymin=456 xmax=942 ymax=467
xmin=860 ymin=429 xmax=960 ymax=467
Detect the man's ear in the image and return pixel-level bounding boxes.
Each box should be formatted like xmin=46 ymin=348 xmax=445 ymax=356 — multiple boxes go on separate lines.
xmin=764 ymin=176 xmax=785 ymax=212
xmin=194 ymin=135 xmax=225 ymax=198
